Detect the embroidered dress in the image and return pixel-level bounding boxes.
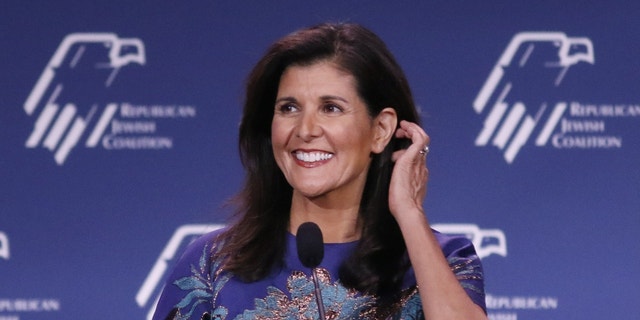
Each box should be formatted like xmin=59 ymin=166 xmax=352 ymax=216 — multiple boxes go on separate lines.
xmin=153 ymin=229 xmax=485 ymax=320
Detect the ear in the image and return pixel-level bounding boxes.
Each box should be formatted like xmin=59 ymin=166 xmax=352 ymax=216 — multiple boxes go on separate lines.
xmin=371 ymin=107 xmax=398 ymax=154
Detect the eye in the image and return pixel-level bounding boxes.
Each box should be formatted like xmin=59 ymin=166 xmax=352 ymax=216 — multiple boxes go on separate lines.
xmin=322 ymin=102 xmax=343 ymax=114
xmin=276 ymin=103 xmax=299 ymax=114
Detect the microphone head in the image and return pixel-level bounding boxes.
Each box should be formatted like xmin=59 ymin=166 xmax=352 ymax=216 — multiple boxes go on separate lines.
xmin=296 ymin=222 xmax=324 ymax=268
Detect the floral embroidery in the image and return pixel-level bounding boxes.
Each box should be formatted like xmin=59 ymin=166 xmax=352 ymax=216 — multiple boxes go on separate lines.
xmin=169 ymin=239 xmax=232 ymax=320
xmin=169 ymin=237 xmax=484 ymax=319
xmin=230 ymin=269 xmax=376 ymax=320
xmin=171 ymin=245 xmax=214 ymax=320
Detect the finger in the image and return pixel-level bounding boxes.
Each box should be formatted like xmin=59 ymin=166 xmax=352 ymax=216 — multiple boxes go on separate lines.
xmin=394 ymin=126 xmax=409 ymax=139
xmin=400 ymin=120 xmax=429 ymax=143
xmin=392 ymin=149 xmax=406 ymax=162
xmin=397 ymin=121 xmax=430 ymax=157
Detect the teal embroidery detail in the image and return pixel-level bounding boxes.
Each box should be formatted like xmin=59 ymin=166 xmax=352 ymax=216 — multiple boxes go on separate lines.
xmin=448 ymin=255 xmax=484 ymax=295
xmin=232 ymin=269 xmax=376 ymax=320
xmin=169 ymin=237 xmax=483 ymax=320
xmin=396 ymin=292 xmax=423 ymax=320
xmin=172 ymin=245 xmax=214 ymax=320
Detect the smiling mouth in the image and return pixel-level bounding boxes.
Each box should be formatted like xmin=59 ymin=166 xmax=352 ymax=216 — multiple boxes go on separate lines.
xmin=294 ymin=151 xmax=334 ymax=163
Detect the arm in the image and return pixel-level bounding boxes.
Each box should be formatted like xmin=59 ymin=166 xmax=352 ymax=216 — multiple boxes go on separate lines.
xmin=389 ymin=120 xmax=487 ymax=320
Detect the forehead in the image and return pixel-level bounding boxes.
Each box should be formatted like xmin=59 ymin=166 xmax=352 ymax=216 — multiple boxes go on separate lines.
xmin=278 ymin=61 xmax=357 ymax=95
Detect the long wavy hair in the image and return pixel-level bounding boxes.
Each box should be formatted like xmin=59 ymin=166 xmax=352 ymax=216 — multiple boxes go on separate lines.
xmin=214 ymin=22 xmax=420 ymax=302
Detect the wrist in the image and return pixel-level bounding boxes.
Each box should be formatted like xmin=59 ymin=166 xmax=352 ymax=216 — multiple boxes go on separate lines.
xmin=393 ymin=207 xmax=428 ymax=228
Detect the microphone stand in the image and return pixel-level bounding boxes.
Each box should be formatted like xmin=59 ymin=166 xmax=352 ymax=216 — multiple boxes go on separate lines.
xmin=296 ymin=222 xmax=327 ymax=320
xmin=311 ymin=267 xmax=326 ymax=319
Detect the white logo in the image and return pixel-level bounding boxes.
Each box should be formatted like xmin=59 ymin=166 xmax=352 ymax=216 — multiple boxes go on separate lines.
xmin=432 ymin=223 xmax=507 ymax=259
xmin=137 ymin=224 xmax=224 ymax=320
xmin=0 ymin=232 xmax=9 ymax=260
xmin=23 ymin=33 xmax=146 ymax=165
xmin=473 ymin=32 xmax=595 ymax=163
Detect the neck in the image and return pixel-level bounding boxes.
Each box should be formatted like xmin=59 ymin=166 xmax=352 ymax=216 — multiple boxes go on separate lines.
xmin=289 ymin=191 xmax=362 ymax=243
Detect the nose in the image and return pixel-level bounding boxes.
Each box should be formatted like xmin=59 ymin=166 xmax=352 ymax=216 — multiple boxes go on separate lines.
xmin=296 ymin=110 xmax=322 ymax=141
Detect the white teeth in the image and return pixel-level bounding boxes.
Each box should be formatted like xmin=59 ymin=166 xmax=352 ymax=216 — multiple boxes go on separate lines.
xmin=295 ymin=151 xmax=333 ymax=162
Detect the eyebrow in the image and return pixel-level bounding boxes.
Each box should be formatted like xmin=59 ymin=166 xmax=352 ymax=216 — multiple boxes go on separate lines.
xmin=275 ymin=96 xmax=297 ymax=104
xmin=275 ymin=95 xmax=349 ymax=104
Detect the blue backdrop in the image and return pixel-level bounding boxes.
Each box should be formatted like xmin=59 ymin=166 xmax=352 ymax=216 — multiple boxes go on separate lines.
xmin=2 ymin=1 xmax=639 ymax=319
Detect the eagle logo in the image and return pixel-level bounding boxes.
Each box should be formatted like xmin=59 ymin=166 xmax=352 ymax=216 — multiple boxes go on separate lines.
xmin=473 ymin=32 xmax=594 ymax=163
xmin=432 ymin=224 xmax=507 ymax=259
xmin=23 ymin=33 xmax=145 ymax=165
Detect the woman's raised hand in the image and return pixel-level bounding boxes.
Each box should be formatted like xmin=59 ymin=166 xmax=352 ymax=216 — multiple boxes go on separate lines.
xmin=388 ymin=120 xmax=430 ymax=220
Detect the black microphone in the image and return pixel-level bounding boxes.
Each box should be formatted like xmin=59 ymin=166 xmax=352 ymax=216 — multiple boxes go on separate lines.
xmin=296 ymin=222 xmax=326 ymax=319
xmin=297 ymin=222 xmax=324 ymax=268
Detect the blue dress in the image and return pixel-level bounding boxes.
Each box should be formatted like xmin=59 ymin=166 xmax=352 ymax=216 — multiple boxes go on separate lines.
xmin=153 ymin=229 xmax=485 ymax=320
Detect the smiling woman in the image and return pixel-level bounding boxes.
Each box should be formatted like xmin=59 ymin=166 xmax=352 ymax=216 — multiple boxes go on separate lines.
xmin=271 ymin=61 xmax=396 ymax=213
xmin=153 ymin=22 xmax=487 ymax=320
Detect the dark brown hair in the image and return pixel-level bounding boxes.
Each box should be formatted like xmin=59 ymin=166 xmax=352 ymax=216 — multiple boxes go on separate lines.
xmin=215 ymin=22 xmax=420 ymax=301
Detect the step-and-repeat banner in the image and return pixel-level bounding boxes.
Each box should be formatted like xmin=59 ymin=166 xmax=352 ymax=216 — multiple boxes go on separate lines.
xmin=2 ymin=1 xmax=638 ymax=319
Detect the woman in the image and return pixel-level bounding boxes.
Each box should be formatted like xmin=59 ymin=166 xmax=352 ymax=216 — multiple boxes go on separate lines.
xmin=154 ymin=22 xmax=486 ymax=320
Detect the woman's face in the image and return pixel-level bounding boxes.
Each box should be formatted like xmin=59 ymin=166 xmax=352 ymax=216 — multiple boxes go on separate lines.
xmin=271 ymin=61 xmax=383 ymax=201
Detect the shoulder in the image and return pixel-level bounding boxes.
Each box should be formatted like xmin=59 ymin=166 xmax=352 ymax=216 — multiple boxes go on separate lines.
xmin=164 ymin=227 xmax=228 ymax=273
xmin=152 ymin=227 xmax=228 ymax=320
xmin=179 ymin=227 xmax=227 ymax=261
xmin=432 ymin=229 xmax=479 ymax=259
xmin=432 ymin=229 xmax=487 ymax=312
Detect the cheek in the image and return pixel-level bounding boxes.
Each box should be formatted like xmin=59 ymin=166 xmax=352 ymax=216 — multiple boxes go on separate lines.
xmin=270 ymin=120 xmax=290 ymax=155
xmin=270 ymin=120 xmax=284 ymax=146
xmin=346 ymin=124 xmax=376 ymax=151
xmin=270 ymin=136 xmax=286 ymax=173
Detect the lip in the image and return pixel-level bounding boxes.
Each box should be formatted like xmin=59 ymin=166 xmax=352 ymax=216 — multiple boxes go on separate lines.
xmin=291 ymin=149 xmax=334 ymax=168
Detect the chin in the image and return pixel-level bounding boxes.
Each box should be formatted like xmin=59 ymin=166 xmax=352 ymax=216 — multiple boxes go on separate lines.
xmin=297 ymin=189 xmax=326 ymax=199
xmin=293 ymin=184 xmax=330 ymax=199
